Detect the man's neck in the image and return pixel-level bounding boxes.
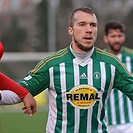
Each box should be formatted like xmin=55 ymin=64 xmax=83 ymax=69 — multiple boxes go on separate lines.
xmin=70 ymin=45 xmax=94 ymax=62
xmin=108 ymin=49 xmax=122 ymax=56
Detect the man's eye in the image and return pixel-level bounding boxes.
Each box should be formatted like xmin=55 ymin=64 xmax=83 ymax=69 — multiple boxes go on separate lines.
xmin=91 ymin=23 xmax=96 ymax=27
xmin=79 ymin=23 xmax=85 ymax=26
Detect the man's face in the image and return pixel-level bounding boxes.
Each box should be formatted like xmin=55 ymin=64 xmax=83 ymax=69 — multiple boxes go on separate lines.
xmin=104 ymin=29 xmax=125 ymax=53
xmin=68 ymin=11 xmax=98 ymax=52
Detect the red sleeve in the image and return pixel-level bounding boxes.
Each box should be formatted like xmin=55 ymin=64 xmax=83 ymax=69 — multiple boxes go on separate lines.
xmin=0 ymin=72 xmax=29 ymax=99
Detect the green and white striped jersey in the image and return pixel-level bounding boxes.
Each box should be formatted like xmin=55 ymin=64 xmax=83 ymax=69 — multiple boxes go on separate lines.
xmin=106 ymin=47 xmax=133 ymax=125
xmin=19 ymin=46 xmax=133 ymax=133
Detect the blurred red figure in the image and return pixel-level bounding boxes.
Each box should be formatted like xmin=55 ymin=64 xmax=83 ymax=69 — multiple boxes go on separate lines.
xmin=0 ymin=42 xmax=36 ymax=116
xmin=0 ymin=42 xmax=4 ymax=60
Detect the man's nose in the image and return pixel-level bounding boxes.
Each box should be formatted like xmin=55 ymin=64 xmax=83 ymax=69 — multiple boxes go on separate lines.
xmin=115 ymin=36 xmax=120 ymax=42
xmin=86 ymin=25 xmax=92 ymax=34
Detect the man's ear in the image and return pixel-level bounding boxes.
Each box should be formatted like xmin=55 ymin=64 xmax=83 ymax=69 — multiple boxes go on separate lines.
xmin=68 ymin=27 xmax=73 ymax=36
xmin=123 ymin=34 xmax=126 ymax=42
xmin=103 ymin=35 xmax=108 ymax=44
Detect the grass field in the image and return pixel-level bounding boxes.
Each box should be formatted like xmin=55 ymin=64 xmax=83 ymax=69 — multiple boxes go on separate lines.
xmin=0 ymin=106 xmax=48 ymax=133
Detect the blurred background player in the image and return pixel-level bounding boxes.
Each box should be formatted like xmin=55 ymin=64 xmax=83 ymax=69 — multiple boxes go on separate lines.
xmin=103 ymin=20 xmax=133 ymax=133
xmin=0 ymin=42 xmax=36 ymax=116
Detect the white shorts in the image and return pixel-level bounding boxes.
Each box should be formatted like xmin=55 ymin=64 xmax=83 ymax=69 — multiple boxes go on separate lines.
xmin=107 ymin=123 xmax=133 ymax=133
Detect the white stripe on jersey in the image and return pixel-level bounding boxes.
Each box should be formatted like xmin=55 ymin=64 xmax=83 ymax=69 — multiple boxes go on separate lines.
xmin=126 ymin=56 xmax=131 ymax=72
xmin=110 ymin=90 xmax=116 ymax=124
xmin=108 ymin=65 xmax=116 ymax=95
xmin=73 ymin=59 xmax=80 ymax=133
xmin=118 ymin=91 xmax=125 ymax=123
xmin=87 ymin=59 xmax=93 ymax=133
xmin=47 ymin=67 xmax=57 ymax=132
xmin=106 ymin=65 xmax=116 ymax=124
xmin=127 ymin=97 xmax=133 ymax=122
xmin=98 ymin=62 xmax=106 ymax=133
xmin=60 ymin=62 xmax=67 ymax=133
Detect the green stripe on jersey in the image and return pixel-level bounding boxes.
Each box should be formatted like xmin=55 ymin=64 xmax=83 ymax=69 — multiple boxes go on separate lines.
xmin=114 ymin=89 xmax=120 ymax=123
xmin=79 ymin=65 xmax=88 ymax=133
xmin=92 ymin=59 xmax=101 ymax=133
xmin=65 ymin=60 xmax=75 ymax=133
xmin=54 ymin=64 xmax=62 ymax=133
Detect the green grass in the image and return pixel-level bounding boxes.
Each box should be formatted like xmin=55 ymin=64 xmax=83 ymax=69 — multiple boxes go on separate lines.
xmin=0 ymin=107 xmax=48 ymax=133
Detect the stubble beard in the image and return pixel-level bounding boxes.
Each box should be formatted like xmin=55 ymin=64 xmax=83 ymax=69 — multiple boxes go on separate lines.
xmin=109 ymin=43 xmax=122 ymax=53
xmin=74 ymin=38 xmax=93 ymax=52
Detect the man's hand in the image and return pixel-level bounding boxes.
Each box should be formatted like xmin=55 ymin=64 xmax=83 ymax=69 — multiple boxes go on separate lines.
xmin=22 ymin=92 xmax=37 ymax=116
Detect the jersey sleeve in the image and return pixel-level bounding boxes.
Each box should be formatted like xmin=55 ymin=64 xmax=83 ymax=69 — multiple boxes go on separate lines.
xmin=113 ymin=61 xmax=133 ymax=100
xmin=0 ymin=72 xmax=29 ymax=99
xmin=18 ymin=62 xmax=50 ymax=96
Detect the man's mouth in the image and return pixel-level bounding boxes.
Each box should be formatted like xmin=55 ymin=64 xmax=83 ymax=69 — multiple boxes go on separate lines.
xmin=83 ymin=37 xmax=93 ymax=40
xmin=114 ymin=43 xmax=121 ymax=45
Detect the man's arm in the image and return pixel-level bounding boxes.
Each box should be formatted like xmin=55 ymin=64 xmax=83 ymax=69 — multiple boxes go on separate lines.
xmin=0 ymin=90 xmax=36 ymax=116
xmin=0 ymin=73 xmax=37 ymax=116
xmin=0 ymin=42 xmax=36 ymax=116
xmin=0 ymin=42 xmax=28 ymax=98
xmin=22 ymin=93 xmax=37 ymax=116
xmin=0 ymin=72 xmax=29 ymax=98
xmin=0 ymin=90 xmax=22 ymax=104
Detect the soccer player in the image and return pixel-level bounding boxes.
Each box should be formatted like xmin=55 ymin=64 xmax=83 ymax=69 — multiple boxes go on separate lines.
xmin=0 ymin=42 xmax=36 ymax=116
xmin=103 ymin=20 xmax=133 ymax=133
xmin=1 ymin=7 xmax=133 ymax=133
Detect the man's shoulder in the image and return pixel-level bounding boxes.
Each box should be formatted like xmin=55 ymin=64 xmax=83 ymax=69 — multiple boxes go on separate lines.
xmin=49 ymin=47 xmax=69 ymax=58
xmin=123 ymin=47 xmax=133 ymax=56
xmin=30 ymin=47 xmax=73 ymax=73
xmin=42 ymin=47 xmax=73 ymax=66
xmin=94 ymin=47 xmax=117 ymax=59
xmin=94 ymin=47 xmax=121 ymax=65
